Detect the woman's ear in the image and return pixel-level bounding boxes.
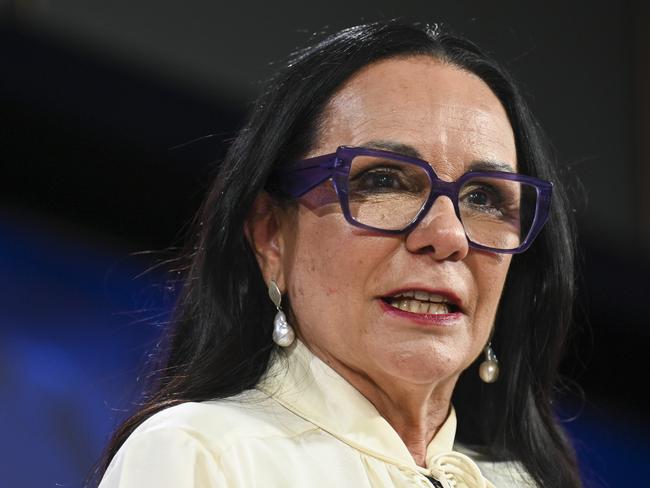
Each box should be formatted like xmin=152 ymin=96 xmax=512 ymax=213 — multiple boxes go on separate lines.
xmin=244 ymin=192 xmax=290 ymax=289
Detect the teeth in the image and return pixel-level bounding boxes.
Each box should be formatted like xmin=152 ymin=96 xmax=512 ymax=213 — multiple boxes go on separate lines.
xmin=392 ymin=291 xmax=450 ymax=303
xmin=414 ymin=291 xmax=428 ymax=301
xmin=387 ymin=297 xmax=451 ymax=314
xmin=386 ymin=290 xmax=455 ymax=314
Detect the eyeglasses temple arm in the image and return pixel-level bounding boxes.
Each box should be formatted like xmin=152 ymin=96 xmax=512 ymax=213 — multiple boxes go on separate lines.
xmin=269 ymin=154 xmax=338 ymax=198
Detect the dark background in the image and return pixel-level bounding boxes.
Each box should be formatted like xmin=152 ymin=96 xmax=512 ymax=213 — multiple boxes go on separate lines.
xmin=1 ymin=1 xmax=648 ymax=487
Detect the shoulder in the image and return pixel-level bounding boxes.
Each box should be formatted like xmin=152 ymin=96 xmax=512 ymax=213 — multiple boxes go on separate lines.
xmin=100 ymin=390 xmax=317 ymax=488
xmin=133 ymin=389 xmax=314 ymax=443
xmin=454 ymin=444 xmax=538 ymax=488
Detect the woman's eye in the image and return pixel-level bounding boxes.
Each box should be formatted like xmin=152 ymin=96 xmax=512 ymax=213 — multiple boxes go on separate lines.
xmin=461 ymin=185 xmax=504 ymax=213
xmin=361 ymin=171 xmax=400 ymax=189
xmin=348 ymin=161 xmax=427 ymax=196
xmin=465 ymin=190 xmax=492 ymax=206
xmin=351 ymin=168 xmax=410 ymax=193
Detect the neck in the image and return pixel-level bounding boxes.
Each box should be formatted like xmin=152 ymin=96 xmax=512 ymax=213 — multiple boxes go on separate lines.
xmin=311 ymin=347 xmax=457 ymax=467
xmin=370 ymin=389 xmax=453 ymax=466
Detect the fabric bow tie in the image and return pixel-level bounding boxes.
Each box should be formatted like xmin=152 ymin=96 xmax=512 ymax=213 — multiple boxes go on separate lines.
xmin=428 ymin=451 xmax=496 ymax=488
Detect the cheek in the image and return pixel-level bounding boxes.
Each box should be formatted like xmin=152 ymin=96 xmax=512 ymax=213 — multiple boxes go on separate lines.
xmin=471 ymin=253 xmax=512 ymax=325
xmin=284 ymin=210 xmax=388 ymax=329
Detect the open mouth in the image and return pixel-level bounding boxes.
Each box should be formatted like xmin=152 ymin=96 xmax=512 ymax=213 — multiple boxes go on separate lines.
xmin=381 ymin=290 xmax=460 ymax=315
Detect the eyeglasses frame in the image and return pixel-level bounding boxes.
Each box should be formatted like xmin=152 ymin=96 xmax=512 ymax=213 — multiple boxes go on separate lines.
xmin=270 ymin=146 xmax=553 ymax=254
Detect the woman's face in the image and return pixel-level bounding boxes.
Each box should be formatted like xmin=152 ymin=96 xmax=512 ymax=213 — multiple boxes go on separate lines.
xmin=273 ymin=57 xmax=516 ymax=392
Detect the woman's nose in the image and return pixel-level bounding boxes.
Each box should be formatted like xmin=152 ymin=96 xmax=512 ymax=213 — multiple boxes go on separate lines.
xmin=404 ymin=196 xmax=469 ymax=261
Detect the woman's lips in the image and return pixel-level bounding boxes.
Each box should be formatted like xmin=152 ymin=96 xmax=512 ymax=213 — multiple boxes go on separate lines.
xmin=378 ymin=299 xmax=463 ymax=325
xmin=377 ymin=288 xmax=465 ymax=325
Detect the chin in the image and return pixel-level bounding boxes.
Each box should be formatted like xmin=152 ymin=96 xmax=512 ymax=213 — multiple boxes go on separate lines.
xmin=379 ymin=351 xmax=464 ymax=387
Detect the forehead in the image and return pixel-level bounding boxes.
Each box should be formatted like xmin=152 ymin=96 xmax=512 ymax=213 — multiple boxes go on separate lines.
xmin=315 ymin=56 xmax=517 ymax=175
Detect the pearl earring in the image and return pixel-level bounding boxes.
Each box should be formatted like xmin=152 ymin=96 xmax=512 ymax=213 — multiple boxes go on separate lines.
xmin=268 ymin=280 xmax=295 ymax=347
xmin=479 ymin=343 xmax=499 ymax=383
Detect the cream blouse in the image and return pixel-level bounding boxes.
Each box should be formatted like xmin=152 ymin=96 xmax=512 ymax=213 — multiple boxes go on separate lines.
xmin=100 ymin=340 xmax=535 ymax=487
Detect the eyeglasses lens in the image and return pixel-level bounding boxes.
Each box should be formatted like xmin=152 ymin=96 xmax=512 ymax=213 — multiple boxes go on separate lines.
xmin=459 ymin=177 xmax=536 ymax=250
xmin=347 ymin=155 xmax=431 ymax=231
xmin=346 ymin=155 xmax=538 ymax=251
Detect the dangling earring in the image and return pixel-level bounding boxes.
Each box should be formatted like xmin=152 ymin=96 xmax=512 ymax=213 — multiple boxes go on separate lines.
xmin=479 ymin=343 xmax=499 ymax=383
xmin=268 ymin=280 xmax=295 ymax=347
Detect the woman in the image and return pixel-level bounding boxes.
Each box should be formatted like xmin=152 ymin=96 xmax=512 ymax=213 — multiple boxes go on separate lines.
xmin=97 ymin=21 xmax=581 ymax=487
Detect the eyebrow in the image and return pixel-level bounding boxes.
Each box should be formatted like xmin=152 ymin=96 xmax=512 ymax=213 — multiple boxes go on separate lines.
xmin=361 ymin=139 xmax=516 ymax=174
xmin=468 ymin=160 xmax=516 ymax=173
xmin=362 ymin=139 xmax=423 ymax=159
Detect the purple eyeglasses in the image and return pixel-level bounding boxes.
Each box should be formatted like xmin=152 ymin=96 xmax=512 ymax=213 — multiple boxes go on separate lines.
xmin=270 ymin=146 xmax=552 ymax=254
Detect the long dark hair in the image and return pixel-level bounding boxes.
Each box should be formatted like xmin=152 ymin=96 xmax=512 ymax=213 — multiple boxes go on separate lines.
xmin=98 ymin=20 xmax=581 ymax=487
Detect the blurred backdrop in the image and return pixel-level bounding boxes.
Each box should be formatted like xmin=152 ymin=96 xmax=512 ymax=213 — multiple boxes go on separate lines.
xmin=1 ymin=1 xmax=648 ymax=487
